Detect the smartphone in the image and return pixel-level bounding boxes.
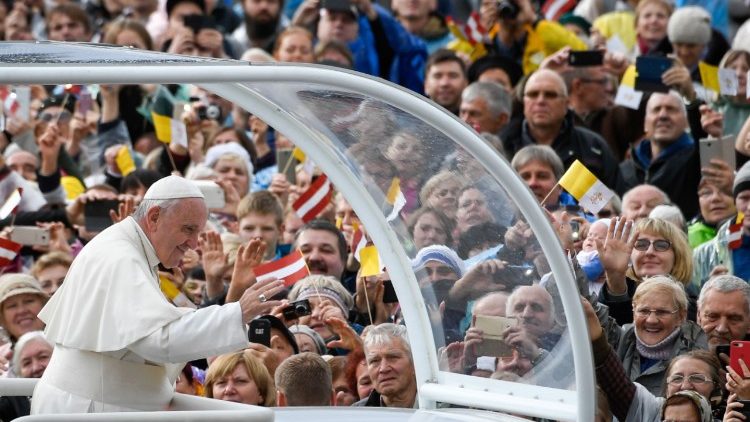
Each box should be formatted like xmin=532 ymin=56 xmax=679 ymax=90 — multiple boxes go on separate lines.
xmin=568 ymin=50 xmax=603 ymax=67
xmin=716 ymin=344 xmax=730 ymax=364
xmin=699 ymin=135 xmax=736 ymax=171
xmin=383 ymin=280 xmax=398 ymax=303
xmin=473 ymin=315 xmax=517 ymax=357
xmin=182 ymin=14 xmax=216 ymax=33
xmin=10 ymin=226 xmax=49 ymax=246
xmin=276 ymin=149 xmax=297 ymax=185
xmin=83 ymin=199 xmax=121 ymax=232
xmin=78 ymin=91 xmax=92 ymax=115
xmin=502 ymin=265 xmax=535 ymax=287
xmin=248 ymin=319 xmax=271 ymax=347
xmin=635 ymin=56 xmax=672 ymax=93
xmin=282 ymin=299 xmax=312 ymax=320
xmin=730 ymin=341 xmax=750 ymax=375
xmin=191 ymin=180 xmax=226 ymax=210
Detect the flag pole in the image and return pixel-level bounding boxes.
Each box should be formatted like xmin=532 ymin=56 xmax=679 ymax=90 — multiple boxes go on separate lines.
xmin=539 ymin=182 xmax=560 ymax=207
xmin=280 ymin=152 xmax=296 ymax=178
xmin=164 ymin=145 xmax=178 ymax=174
xmin=361 ymin=277 xmax=374 ymax=326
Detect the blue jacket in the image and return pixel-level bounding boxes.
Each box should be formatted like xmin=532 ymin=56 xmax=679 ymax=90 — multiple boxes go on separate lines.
xmin=349 ymin=5 xmax=428 ymax=95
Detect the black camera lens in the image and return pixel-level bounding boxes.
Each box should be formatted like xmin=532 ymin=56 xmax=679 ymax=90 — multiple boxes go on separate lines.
xmin=497 ymin=0 xmax=519 ymax=19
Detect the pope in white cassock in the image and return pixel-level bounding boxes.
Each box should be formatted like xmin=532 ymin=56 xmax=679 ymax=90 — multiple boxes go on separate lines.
xmin=30 ymin=175 xmax=285 ymax=414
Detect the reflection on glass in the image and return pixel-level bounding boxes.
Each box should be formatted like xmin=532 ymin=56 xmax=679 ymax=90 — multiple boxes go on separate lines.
xmin=250 ymin=83 xmax=577 ymax=395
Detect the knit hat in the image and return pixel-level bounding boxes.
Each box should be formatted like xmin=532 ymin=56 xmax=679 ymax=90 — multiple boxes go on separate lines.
xmin=733 ymin=20 xmax=750 ymax=53
xmin=295 ymin=286 xmax=350 ymax=318
xmin=734 ymin=161 xmax=750 ymax=197
xmin=203 ymin=143 xmax=254 ymax=182
xmin=411 ymin=245 xmax=466 ymax=277
xmin=559 ymin=13 xmax=592 ymax=36
xmin=289 ymin=324 xmax=327 ymax=355
xmin=667 ymin=6 xmax=711 ymax=45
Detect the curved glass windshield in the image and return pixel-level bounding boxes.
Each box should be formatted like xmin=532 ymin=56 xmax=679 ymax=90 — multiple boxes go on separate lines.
xmin=245 ymin=81 xmax=577 ymax=395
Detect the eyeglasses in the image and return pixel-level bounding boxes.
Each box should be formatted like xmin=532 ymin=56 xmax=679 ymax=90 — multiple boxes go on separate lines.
xmin=666 ymin=374 xmax=714 ymax=385
xmin=580 ymin=77 xmax=609 ymax=85
xmin=633 ymin=238 xmax=671 ymax=252
xmin=635 ymin=308 xmax=679 ymax=319
xmin=524 ymin=90 xmax=564 ymax=100
xmin=38 ymin=110 xmax=72 ymax=123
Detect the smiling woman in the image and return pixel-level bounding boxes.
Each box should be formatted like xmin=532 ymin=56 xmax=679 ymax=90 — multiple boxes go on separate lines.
xmin=0 ymin=274 xmax=48 ymax=342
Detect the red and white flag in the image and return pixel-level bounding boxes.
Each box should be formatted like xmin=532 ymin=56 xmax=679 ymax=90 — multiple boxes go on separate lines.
xmin=464 ymin=12 xmax=486 ymax=45
xmin=253 ymin=249 xmax=310 ymax=287
xmin=0 ymin=189 xmax=21 ymax=220
xmin=351 ymin=225 xmax=367 ymax=262
xmin=729 ymin=213 xmax=744 ymax=250
xmin=293 ymin=174 xmax=333 ymax=223
xmin=0 ymin=238 xmax=21 ymax=267
xmin=541 ymin=0 xmax=577 ymax=21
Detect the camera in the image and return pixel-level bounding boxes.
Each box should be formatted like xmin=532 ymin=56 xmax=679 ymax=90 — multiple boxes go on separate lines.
xmin=196 ymin=103 xmax=222 ymax=121
xmin=497 ymin=0 xmax=519 ymax=19
xmin=282 ymin=299 xmax=312 ymax=320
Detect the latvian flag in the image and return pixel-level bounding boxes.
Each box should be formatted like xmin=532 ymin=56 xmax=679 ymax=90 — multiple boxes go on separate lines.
xmin=0 ymin=238 xmax=21 ymax=267
xmin=729 ymin=213 xmax=744 ymax=250
xmin=464 ymin=12 xmax=486 ymax=45
xmin=541 ymin=0 xmax=577 ymax=22
xmin=253 ymin=250 xmax=310 ymax=287
xmin=293 ymin=174 xmax=333 ymax=223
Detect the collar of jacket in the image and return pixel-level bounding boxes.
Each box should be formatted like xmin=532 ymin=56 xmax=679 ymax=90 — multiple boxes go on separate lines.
xmin=521 ymin=109 xmax=574 ymax=146
xmin=633 ymin=132 xmax=693 ymax=168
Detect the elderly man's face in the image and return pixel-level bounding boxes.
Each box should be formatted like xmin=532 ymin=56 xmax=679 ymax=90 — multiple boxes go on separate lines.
xmin=622 ymin=185 xmax=666 ymax=221
xmin=8 ymin=152 xmax=38 ymax=182
xmin=523 ymin=72 xmax=568 ymax=130
xmin=698 ymin=289 xmax=750 ymax=350
xmin=507 ymin=286 xmax=553 ymax=338
xmin=459 ymin=97 xmax=506 ymax=134
xmin=317 ymin=10 xmax=358 ymax=43
xmin=295 ymin=229 xmax=344 ymax=279
xmin=573 ymin=67 xmax=609 ymax=112
xmin=644 ymin=93 xmax=688 ymax=144
xmin=673 ymin=42 xmax=704 ymax=69
xmin=366 ymin=338 xmax=416 ymax=401
xmin=147 ymin=198 xmax=208 ymax=268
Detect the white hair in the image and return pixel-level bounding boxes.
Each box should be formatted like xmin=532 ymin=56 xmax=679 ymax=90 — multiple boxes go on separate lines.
xmin=131 ymin=198 xmax=182 ymax=221
xmin=12 ymin=331 xmax=52 ymax=374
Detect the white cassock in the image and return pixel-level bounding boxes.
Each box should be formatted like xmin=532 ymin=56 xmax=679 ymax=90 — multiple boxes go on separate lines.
xmin=31 ymin=217 xmax=249 ymax=413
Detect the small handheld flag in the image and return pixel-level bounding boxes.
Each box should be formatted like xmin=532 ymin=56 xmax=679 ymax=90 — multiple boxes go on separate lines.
xmin=253 ymin=250 xmax=310 ymax=287
xmin=557 ymin=160 xmax=614 ymax=214
xmin=292 ymin=174 xmax=334 ymax=223
xmin=0 ymin=238 xmax=21 ymax=267
xmin=729 ymin=213 xmax=744 ymax=250
xmin=385 ymin=178 xmax=406 ymax=222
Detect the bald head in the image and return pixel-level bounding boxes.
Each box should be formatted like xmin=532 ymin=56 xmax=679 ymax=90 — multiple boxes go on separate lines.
xmin=473 ymin=292 xmax=509 ymax=317
xmin=523 ymin=69 xmax=569 ymax=131
xmin=622 ymin=184 xmax=669 ymax=221
xmin=525 ymin=69 xmax=568 ymax=98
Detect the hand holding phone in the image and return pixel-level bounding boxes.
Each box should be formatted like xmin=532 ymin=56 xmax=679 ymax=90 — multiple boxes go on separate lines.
xmin=473 ymin=315 xmax=517 ymax=357
xmin=568 ymin=50 xmax=604 ymax=67
xmin=10 ymin=226 xmax=50 ymax=246
xmin=248 ymin=318 xmax=271 ymax=347
xmin=730 ymin=341 xmax=750 ymax=376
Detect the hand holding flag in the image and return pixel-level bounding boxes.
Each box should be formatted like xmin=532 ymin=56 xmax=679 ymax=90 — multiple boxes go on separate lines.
xmin=553 ymin=160 xmax=614 ymax=214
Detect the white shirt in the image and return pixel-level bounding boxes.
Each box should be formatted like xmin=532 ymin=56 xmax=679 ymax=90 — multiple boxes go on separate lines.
xmin=32 ymin=217 xmax=249 ymax=413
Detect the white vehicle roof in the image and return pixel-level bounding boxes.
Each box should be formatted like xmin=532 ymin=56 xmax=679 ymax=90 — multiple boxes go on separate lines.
xmin=0 ymin=41 xmax=595 ymax=421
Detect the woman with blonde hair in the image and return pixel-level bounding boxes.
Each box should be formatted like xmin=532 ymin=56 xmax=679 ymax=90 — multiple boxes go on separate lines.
xmin=598 ymin=217 xmax=696 ymax=325
xmin=204 ymin=351 xmax=275 ymax=406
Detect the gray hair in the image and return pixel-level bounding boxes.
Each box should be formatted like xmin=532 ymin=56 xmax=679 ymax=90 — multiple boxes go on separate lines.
xmin=12 ymin=331 xmax=52 ymax=374
xmin=698 ymin=275 xmax=750 ymax=314
xmin=511 ymin=145 xmax=565 ymax=180
xmin=649 ymin=204 xmax=685 ymax=230
xmin=131 ymin=198 xmax=182 ymax=221
xmin=363 ymin=323 xmax=411 ymax=359
xmin=646 ymin=90 xmax=688 ymax=117
xmin=506 ymin=285 xmax=555 ymax=325
xmin=462 ymin=81 xmax=512 ymax=117
xmin=622 ymin=184 xmax=671 ymax=207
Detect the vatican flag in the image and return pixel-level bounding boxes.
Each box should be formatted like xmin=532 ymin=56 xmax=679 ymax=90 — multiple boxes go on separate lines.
xmin=558 ymin=160 xmax=614 ymax=214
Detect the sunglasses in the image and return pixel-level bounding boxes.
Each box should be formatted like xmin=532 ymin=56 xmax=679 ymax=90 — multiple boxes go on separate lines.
xmin=633 ymin=238 xmax=671 ymax=252
xmin=38 ymin=110 xmax=72 ymax=123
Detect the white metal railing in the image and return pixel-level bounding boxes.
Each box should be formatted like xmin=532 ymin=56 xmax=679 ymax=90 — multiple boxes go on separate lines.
xmin=0 ymin=378 xmax=272 ymax=421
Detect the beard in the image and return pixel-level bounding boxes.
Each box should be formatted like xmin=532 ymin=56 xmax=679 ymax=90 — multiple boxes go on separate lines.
xmin=245 ymin=12 xmax=280 ymax=41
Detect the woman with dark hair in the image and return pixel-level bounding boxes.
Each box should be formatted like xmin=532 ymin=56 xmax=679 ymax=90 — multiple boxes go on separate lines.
xmin=407 ymin=206 xmax=454 ymax=252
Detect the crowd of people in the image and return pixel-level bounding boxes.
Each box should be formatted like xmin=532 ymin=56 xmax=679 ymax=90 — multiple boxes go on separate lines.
xmin=2 ymin=0 xmax=750 ymax=420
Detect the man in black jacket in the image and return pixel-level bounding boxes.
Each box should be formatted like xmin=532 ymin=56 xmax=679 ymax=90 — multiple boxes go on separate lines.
xmin=500 ymin=69 xmax=620 ymax=190
xmin=618 ymin=91 xmax=701 ymax=219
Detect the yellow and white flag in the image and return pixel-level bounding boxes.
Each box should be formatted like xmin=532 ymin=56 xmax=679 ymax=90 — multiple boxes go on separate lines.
xmin=558 ymin=160 xmax=614 ymax=214
xmin=385 ymin=177 xmax=406 ymax=222
xmin=359 ymin=245 xmax=384 ymax=277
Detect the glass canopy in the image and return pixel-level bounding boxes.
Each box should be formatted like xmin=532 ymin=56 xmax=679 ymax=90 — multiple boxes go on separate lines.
xmin=0 ymin=41 xmax=594 ymax=421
